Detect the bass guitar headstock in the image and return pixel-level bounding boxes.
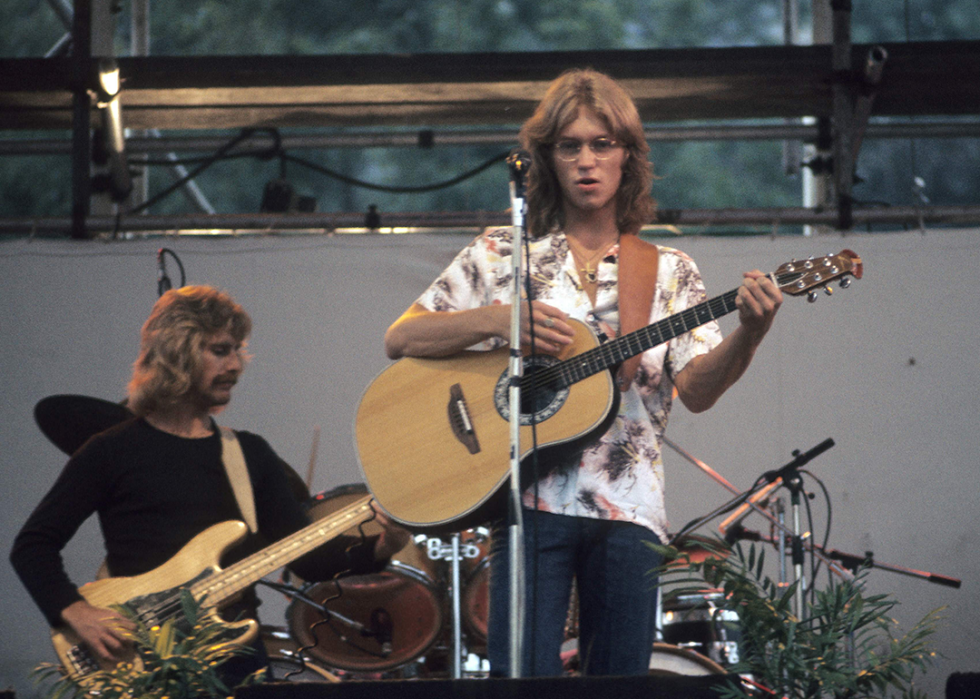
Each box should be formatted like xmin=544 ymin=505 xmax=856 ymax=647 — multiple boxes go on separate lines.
xmin=775 ymin=249 xmax=863 ymax=301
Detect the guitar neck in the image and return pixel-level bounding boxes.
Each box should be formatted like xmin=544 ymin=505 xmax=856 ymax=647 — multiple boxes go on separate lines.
xmin=189 ymin=494 xmax=374 ymax=607
xmin=547 ymin=288 xmax=740 ymax=388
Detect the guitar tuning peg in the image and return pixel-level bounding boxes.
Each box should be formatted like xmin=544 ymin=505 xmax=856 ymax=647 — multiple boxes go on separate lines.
xmin=840 ymin=277 xmax=851 ymax=289
xmin=824 ymin=286 xmax=833 ymax=296
xmin=807 ymin=290 xmax=819 ymax=303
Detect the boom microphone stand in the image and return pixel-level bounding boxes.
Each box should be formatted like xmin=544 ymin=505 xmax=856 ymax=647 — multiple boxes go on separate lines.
xmin=668 ymin=438 xmax=855 ymax=597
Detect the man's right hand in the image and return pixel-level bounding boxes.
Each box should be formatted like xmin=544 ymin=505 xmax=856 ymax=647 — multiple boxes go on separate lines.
xmin=61 ymin=599 xmax=137 ymax=665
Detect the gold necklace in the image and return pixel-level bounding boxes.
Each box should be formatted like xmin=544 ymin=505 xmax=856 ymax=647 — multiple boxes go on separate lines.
xmin=566 ymin=236 xmax=615 ymax=285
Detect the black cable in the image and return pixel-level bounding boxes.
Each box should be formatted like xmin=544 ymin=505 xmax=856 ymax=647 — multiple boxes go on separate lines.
xmin=127 ymin=128 xmax=280 ymax=215
xmin=801 ymin=468 xmax=834 ymax=586
xmin=156 ymin=247 xmax=186 ymax=296
xmin=801 ymin=476 xmax=819 ymax=610
xmin=522 ymin=220 xmax=541 ymax=677
xmin=281 ymin=150 xmax=510 ymax=194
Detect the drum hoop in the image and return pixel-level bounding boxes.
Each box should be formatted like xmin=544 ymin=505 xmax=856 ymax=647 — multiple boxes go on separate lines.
xmin=649 ymin=642 xmax=727 ymax=675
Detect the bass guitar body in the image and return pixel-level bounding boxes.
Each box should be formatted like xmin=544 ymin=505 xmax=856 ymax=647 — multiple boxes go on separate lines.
xmin=51 ymin=521 xmax=255 ymax=678
xmin=356 ymin=319 xmax=616 ymax=531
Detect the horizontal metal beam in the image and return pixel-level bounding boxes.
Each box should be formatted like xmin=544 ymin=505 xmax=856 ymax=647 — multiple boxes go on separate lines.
xmin=2 ymin=120 xmax=978 ymax=156
xmin=4 ymin=204 xmax=978 ymax=236
xmin=2 ymin=41 xmax=979 ymax=130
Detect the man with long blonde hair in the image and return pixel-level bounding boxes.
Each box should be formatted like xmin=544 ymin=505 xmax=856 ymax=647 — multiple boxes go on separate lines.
xmin=12 ymin=285 xmax=408 ymax=681
xmin=385 ymin=69 xmax=782 ymax=676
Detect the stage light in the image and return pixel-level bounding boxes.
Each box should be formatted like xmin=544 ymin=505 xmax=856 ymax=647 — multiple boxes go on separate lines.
xmin=92 ymin=58 xmax=133 ymax=203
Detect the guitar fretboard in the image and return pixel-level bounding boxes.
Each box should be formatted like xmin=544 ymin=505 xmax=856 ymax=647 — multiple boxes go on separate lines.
xmin=526 ymin=288 xmax=741 ymax=392
xmin=191 ymin=495 xmax=374 ymax=606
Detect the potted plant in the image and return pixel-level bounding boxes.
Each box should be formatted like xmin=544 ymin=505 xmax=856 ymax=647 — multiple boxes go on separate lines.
xmin=34 ymin=591 xmax=264 ymax=699
xmin=654 ymin=538 xmax=943 ymax=699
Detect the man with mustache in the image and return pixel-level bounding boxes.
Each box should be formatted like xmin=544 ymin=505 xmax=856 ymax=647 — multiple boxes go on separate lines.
xmin=11 ymin=285 xmax=408 ymax=682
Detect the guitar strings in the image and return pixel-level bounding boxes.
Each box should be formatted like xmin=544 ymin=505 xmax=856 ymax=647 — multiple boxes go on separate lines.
xmin=519 ymin=270 xmax=801 ymax=395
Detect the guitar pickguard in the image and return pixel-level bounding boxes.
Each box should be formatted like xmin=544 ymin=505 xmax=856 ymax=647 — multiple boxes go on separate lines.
xmin=123 ymin=568 xmax=215 ymax=630
xmin=493 ymin=355 xmax=570 ymax=425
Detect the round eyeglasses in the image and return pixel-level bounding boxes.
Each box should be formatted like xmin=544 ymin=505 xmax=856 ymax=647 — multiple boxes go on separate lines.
xmin=552 ymin=138 xmax=623 ymax=162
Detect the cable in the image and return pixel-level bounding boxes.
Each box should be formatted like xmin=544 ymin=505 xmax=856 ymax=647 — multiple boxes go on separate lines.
xmin=281 ymin=150 xmax=510 ymax=194
xmin=801 ymin=468 xmax=833 ymax=585
xmin=156 ymin=247 xmax=186 ymax=295
xmin=128 ymin=128 xmax=280 ymax=215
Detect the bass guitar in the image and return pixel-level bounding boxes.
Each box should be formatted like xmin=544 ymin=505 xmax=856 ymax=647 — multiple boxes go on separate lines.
xmin=355 ymin=250 xmax=862 ymax=531
xmin=51 ymin=495 xmax=375 ymax=679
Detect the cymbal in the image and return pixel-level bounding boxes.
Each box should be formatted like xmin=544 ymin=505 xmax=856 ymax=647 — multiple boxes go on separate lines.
xmin=34 ymin=394 xmax=133 ymax=456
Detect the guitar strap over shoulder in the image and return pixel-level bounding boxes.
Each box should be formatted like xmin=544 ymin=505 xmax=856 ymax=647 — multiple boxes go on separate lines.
xmin=617 ymin=233 xmax=660 ymax=390
xmin=219 ymin=426 xmax=258 ymax=534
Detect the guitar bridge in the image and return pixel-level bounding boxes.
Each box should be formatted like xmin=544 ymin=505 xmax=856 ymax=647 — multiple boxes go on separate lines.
xmin=67 ymin=644 xmax=99 ymax=675
xmin=448 ymin=383 xmax=480 ymax=454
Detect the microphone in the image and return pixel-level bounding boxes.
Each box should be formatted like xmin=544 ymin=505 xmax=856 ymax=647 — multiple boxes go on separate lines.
xmin=763 ymin=438 xmax=835 ymax=483
xmin=367 ymin=607 xmax=393 ymax=657
xmin=157 ymin=248 xmax=172 ymax=296
xmin=507 ymin=148 xmax=532 ymax=199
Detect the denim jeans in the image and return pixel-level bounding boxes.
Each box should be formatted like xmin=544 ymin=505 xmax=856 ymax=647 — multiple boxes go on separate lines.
xmin=487 ymin=509 xmax=663 ymax=677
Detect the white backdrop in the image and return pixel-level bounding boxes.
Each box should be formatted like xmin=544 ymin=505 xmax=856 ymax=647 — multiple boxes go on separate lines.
xmin=1 ymin=228 xmax=976 ymax=698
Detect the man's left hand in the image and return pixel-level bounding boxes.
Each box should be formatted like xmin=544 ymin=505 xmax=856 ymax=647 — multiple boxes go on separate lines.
xmin=735 ymin=270 xmax=782 ymax=342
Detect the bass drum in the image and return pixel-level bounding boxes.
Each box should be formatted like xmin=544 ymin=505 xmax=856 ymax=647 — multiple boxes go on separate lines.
xmin=287 ymin=483 xmax=444 ymax=673
xmin=648 ymin=642 xmax=727 ymax=675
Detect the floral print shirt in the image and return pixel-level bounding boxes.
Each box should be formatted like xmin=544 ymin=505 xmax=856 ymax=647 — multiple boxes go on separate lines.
xmin=416 ymin=227 xmax=722 ymax=540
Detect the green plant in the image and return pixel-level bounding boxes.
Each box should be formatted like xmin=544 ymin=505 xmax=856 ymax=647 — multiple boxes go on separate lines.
xmin=653 ymin=538 xmax=943 ymax=699
xmin=34 ymin=591 xmax=264 ymax=699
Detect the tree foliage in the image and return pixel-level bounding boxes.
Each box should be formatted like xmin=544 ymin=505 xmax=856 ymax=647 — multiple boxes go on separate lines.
xmin=1 ymin=1 xmax=978 ymax=223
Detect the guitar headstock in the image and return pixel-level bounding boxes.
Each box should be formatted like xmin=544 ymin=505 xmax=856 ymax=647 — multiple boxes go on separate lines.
xmin=775 ymin=249 xmax=863 ymax=301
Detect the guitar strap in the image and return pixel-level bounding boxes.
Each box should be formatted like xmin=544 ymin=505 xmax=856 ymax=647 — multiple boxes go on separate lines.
xmin=617 ymin=233 xmax=660 ymax=390
xmin=219 ymin=426 xmax=258 ymax=534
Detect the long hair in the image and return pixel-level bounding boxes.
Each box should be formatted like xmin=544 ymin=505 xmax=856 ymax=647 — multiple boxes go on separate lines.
xmin=519 ymin=68 xmax=655 ymax=237
xmin=127 ymin=285 xmax=251 ymax=416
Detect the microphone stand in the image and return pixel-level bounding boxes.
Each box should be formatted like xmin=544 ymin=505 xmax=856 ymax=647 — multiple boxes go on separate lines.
xmin=505 ymin=149 xmax=531 ymax=678
xmin=667 ymin=439 xmax=855 ymax=599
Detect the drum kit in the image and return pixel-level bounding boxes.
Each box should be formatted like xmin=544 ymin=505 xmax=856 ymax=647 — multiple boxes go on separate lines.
xmin=33 ymin=395 xmax=742 ymax=682
xmin=262 ymin=483 xmax=743 ymax=680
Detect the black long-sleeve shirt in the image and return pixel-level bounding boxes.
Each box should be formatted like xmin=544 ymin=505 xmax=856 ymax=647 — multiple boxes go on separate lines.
xmin=11 ymin=418 xmax=380 ymax=627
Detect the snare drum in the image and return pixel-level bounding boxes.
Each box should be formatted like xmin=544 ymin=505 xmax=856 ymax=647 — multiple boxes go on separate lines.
xmin=660 ymin=589 xmax=741 ymax=667
xmin=287 ymin=484 xmax=444 ymax=673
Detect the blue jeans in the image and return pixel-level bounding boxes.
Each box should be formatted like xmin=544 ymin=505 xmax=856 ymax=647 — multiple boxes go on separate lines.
xmin=487 ymin=509 xmax=663 ymax=677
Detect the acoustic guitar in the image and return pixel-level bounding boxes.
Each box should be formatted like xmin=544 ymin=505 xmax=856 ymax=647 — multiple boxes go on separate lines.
xmin=51 ymin=495 xmax=375 ymax=679
xmin=355 ymin=251 xmax=862 ymax=531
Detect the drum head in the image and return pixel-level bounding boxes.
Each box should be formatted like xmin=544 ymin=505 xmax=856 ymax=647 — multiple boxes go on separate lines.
xmin=289 ymin=484 xmax=445 ymax=673
xmin=288 ymin=574 xmax=443 ymax=673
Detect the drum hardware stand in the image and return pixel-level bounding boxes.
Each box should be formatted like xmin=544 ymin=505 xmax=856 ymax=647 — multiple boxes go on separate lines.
xmin=425 ymin=532 xmax=485 ymax=677
xmin=775 ymin=498 xmax=788 ymax=591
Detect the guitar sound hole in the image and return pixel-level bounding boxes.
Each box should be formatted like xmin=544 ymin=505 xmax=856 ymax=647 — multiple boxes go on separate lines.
xmin=493 ymin=355 xmax=570 ymax=425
